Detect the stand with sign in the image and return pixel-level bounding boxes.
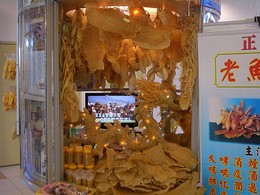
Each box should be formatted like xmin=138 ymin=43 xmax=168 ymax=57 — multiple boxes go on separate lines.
xmin=198 ymin=20 xmax=260 ymax=195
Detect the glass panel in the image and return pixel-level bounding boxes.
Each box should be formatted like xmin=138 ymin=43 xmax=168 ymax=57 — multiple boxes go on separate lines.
xmin=18 ymin=1 xmax=47 ymax=186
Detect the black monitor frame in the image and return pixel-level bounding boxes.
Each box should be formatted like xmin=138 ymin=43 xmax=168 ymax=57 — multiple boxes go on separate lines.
xmin=85 ymin=92 xmax=138 ymax=129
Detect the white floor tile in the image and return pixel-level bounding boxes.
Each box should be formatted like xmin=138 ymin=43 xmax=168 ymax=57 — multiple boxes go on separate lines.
xmin=0 ymin=179 xmax=17 ymax=192
xmin=0 ymin=165 xmax=40 ymax=194
xmin=0 ymin=165 xmax=20 ymax=179
xmin=0 ymin=189 xmax=23 ymax=195
xmin=20 ymin=188 xmax=35 ymax=195
xmin=9 ymin=177 xmax=26 ymax=189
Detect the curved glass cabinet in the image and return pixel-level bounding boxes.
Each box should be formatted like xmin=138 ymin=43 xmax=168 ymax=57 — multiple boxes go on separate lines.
xmin=17 ymin=0 xmax=62 ymax=191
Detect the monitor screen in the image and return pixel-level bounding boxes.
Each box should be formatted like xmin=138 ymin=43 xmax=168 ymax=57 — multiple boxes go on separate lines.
xmin=85 ymin=93 xmax=137 ymax=128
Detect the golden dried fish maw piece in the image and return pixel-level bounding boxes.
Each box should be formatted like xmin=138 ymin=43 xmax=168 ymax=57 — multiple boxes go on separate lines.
xmin=179 ymin=14 xmax=198 ymax=110
xmin=164 ymin=172 xmax=205 ymax=195
xmin=85 ymin=8 xmax=141 ymax=38
xmin=122 ymin=39 xmax=136 ymax=67
xmin=100 ymin=30 xmax=124 ymax=64
xmin=142 ymin=143 xmax=166 ymax=165
xmin=166 ymin=30 xmax=184 ymax=62
xmin=132 ymin=25 xmax=171 ymax=50
xmin=128 ymin=4 xmax=154 ymax=26
xmin=157 ymin=9 xmax=181 ymax=30
xmin=82 ymin=24 xmax=105 ymax=73
xmin=73 ymin=63 xmax=91 ymax=88
xmin=135 ymin=46 xmax=151 ymax=73
xmin=163 ymin=142 xmax=198 ymax=170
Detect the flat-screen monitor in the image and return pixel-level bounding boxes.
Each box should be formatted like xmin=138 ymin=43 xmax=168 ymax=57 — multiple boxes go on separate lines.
xmin=85 ymin=92 xmax=137 ymax=128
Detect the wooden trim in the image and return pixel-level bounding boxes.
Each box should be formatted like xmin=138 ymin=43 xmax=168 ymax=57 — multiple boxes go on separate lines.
xmin=0 ymin=41 xmax=16 ymax=45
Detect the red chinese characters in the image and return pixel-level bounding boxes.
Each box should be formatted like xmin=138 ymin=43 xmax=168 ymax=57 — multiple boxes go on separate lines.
xmin=242 ymin=34 xmax=257 ymax=51
xmin=220 ymin=59 xmax=240 ymax=82
xmin=247 ymin=58 xmax=260 ymax=81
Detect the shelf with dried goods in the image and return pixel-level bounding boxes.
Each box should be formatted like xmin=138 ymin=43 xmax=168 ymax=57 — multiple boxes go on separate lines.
xmin=58 ymin=0 xmax=204 ymax=194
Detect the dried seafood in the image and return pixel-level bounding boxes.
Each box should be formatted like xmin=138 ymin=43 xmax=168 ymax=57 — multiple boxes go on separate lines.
xmin=179 ymin=13 xmax=198 ymax=110
xmin=94 ymin=141 xmax=204 ymax=194
xmin=85 ymin=7 xmax=171 ymax=50
xmin=215 ymin=100 xmax=260 ymax=139
xmin=3 ymin=56 xmax=16 ymax=80
xmin=82 ymin=24 xmax=105 ymax=73
xmin=3 ymin=91 xmax=16 ymax=111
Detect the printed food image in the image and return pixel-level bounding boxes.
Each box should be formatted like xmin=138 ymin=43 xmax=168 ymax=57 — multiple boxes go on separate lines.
xmin=215 ymin=100 xmax=260 ymax=139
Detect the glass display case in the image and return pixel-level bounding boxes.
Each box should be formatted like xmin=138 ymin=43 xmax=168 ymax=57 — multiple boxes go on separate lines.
xmin=17 ymin=0 xmax=62 ymax=191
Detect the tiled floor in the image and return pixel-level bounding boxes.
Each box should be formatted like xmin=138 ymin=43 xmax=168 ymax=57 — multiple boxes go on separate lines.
xmin=0 ymin=165 xmax=35 ymax=195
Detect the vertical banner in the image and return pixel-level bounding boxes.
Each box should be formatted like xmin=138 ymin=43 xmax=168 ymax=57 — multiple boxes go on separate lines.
xmin=198 ymin=24 xmax=260 ymax=195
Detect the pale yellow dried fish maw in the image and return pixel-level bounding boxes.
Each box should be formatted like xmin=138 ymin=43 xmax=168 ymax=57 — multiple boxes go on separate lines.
xmin=117 ymin=56 xmax=129 ymax=83
xmin=179 ymin=13 xmax=198 ymax=111
xmin=164 ymin=172 xmax=205 ymax=195
xmin=73 ymin=62 xmax=91 ymax=88
xmin=163 ymin=142 xmax=198 ymax=170
xmin=100 ymin=30 xmax=124 ymax=64
xmin=148 ymin=49 xmax=165 ymax=65
xmin=82 ymin=24 xmax=105 ymax=73
xmin=111 ymin=60 xmax=121 ymax=74
xmin=142 ymin=143 xmax=166 ymax=165
xmin=166 ymin=30 xmax=184 ymax=62
xmin=157 ymin=9 xmax=181 ymax=30
xmin=85 ymin=8 xmax=141 ymax=38
xmin=122 ymin=39 xmax=136 ymax=67
xmin=128 ymin=5 xmax=154 ymax=26
xmin=128 ymin=71 xmax=136 ymax=91
xmin=132 ymin=25 xmax=171 ymax=50
xmin=135 ymin=46 xmax=151 ymax=73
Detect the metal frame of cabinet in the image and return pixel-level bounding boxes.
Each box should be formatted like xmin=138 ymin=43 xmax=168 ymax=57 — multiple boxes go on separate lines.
xmin=17 ymin=0 xmax=63 ymax=191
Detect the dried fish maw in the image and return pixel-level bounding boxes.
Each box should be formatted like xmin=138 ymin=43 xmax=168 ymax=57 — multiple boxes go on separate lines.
xmin=179 ymin=14 xmax=198 ymax=110
xmin=225 ymin=130 xmax=236 ymax=139
xmin=128 ymin=71 xmax=137 ymax=91
xmin=122 ymin=39 xmax=136 ymax=67
xmin=157 ymin=9 xmax=181 ymax=30
xmin=82 ymin=24 xmax=105 ymax=73
xmin=165 ymin=172 xmax=205 ymax=195
xmin=85 ymin=8 xmax=141 ymax=38
xmin=163 ymin=142 xmax=198 ymax=170
xmin=138 ymin=161 xmax=169 ymax=183
xmin=100 ymin=30 xmax=124 ymax=64
xmin=117 ymin=56 xmax=129 ymax=83
xmin=132 ymin=25 xmax=171 ymax=50
xmin=166 ymin=30 xmax=183 ymax=62
xmin=148 ymin=49 xmax=165 ymax=65
xmin=215 ymin=129 xmax=227 ymax=135
xmin=142 ymin=143 xmax=166 ymax=165
xmin=73 ymin=62 xmax=91 ymax=88
xmin=111 ymin=60 xmax=121 ymax=74
xmin=135 ymin=46 xmax=151 ymax=73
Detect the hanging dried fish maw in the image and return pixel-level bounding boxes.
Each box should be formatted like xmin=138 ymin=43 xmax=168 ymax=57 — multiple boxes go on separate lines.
xmin=117 ymin=55 xmax=129 ymax=83
xmin=128 ymin=4 xmax=154 ymax=26
xmin=157 ymin=9 xmax=181 ymax=30
xmin=166 ymin=30 xmax=184 ymax=62
xmin=135 ymin=46 xmax=152 ymax=73
xmin=85 ymin=8 xmax=141 ymax=38
xmin=73 ymin=62 xmax=92 ymax=89
xmin=82 ymin=24 xmax=105 ymax=73
xmin=122 ymin=39 xmax=136 ymax=67
xmin=132 ymin=25 xmax=171 ymax=50
xmin=179 ymin=13 xmax=198 ymax=110
xmin=100 ymin=30 xmax=124 ymax=64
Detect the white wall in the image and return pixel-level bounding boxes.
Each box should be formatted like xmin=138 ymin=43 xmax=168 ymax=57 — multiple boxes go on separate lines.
xmin=0 ymin=0 xmax=17 ymax=42
xmin=219 ymin=0 xmax=260 ymax=22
